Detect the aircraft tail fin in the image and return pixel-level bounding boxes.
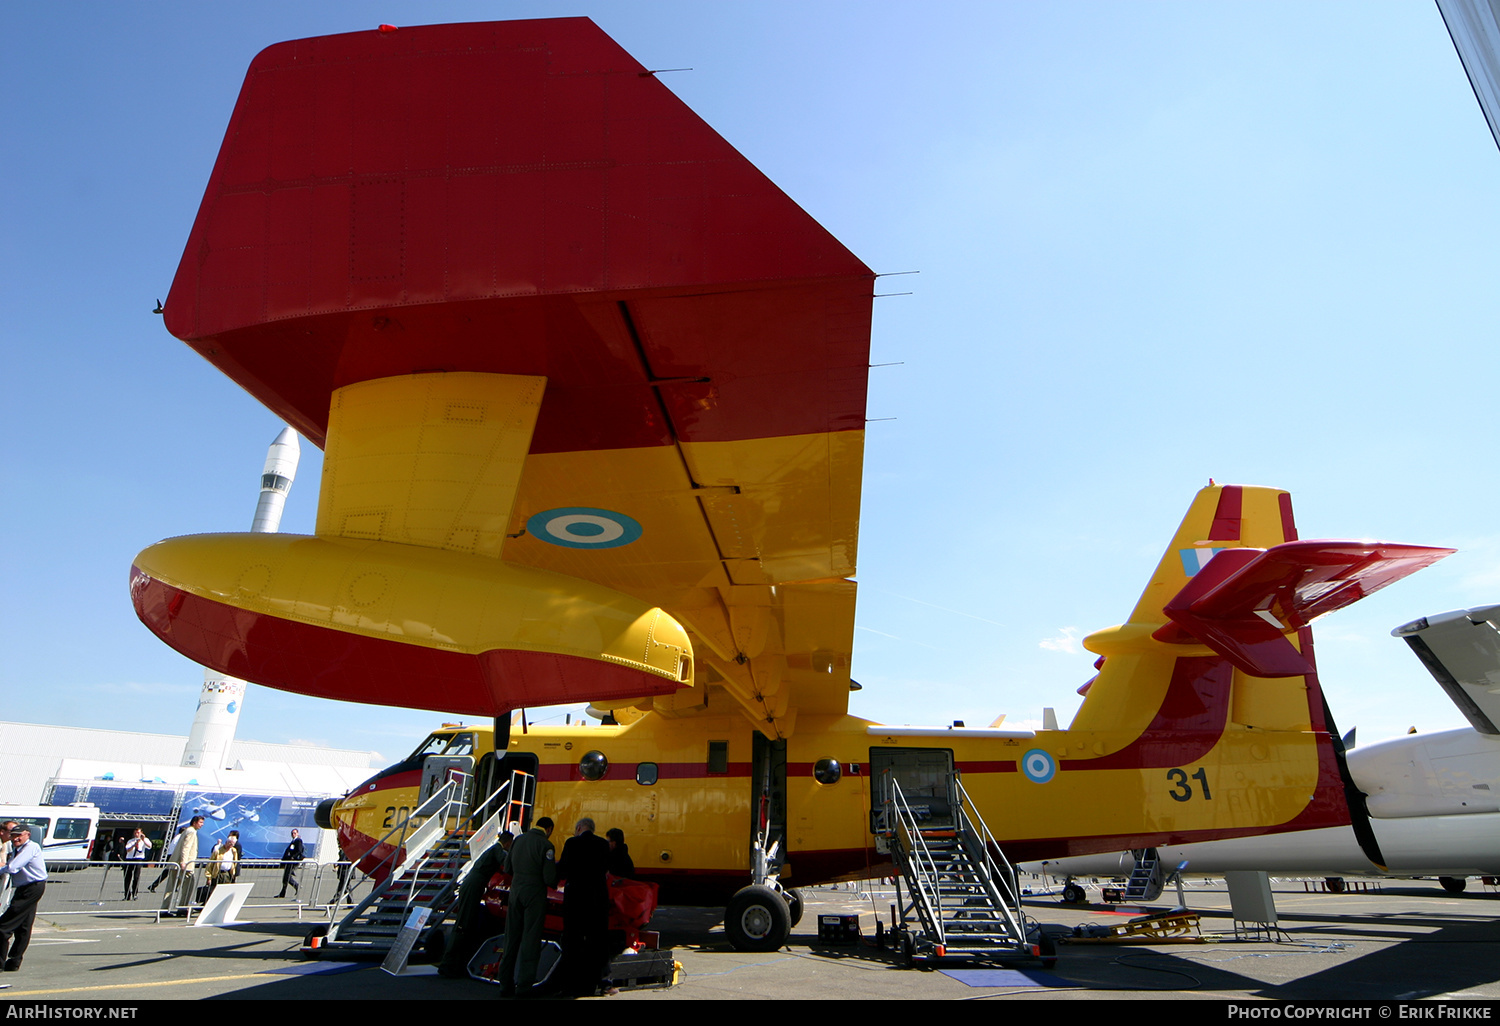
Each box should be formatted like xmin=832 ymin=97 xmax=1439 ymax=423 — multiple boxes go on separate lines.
xmin=1069 ymin=484 xmax=1449 ymax=863
xmin=1098 ymin=483 xmax=1450 ymax=680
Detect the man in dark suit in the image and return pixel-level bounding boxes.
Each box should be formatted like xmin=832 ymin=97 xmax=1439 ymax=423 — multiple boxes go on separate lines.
xmin=555 ymin=817 xmax=612 ymax=997
xmin=276 ymin=829 xmax=305 ymax=898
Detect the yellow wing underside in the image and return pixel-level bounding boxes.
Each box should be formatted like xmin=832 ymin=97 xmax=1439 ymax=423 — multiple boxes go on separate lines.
xmin=316 ymin=372 xmax=863 ymax=735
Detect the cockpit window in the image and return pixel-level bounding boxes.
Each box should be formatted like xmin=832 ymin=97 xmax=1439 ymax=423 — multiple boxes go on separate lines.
xmin=406 ymin=732 xmax=475 ymax=762
xmin=442 ymin=733 xmax=476 ymax=757
xmin=409 ymin=734 xmax=450 ymax=761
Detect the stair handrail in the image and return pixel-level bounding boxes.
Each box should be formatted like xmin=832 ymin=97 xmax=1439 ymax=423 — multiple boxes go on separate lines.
xmin=880 ymin=771 xmax=950 ymax=945
xmin=395 ymin=770 xmax=532 ymax=906
xmin=328 ymin=772 xmax=524 ymax=939
xmin=950 ymin=774 xmax=1028 ymax=943
xmin=326 ymin=778 xmax=462 ymax=930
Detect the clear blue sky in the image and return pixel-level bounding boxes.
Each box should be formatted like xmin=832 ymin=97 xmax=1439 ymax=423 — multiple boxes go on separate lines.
xmin=3 ymin=1 xmax=1497 ymax=765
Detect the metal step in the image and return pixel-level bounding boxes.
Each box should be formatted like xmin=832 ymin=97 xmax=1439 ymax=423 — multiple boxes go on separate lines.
xmin=879 ymin=769 xmax=1035 ymax=965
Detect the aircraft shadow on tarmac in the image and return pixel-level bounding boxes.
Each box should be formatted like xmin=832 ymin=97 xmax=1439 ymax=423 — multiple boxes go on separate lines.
xmin=1030 ymin=888 xmax=1500 ymax=999
xmin=68 ymin=890 xmax=1500 ymax=1000
xmin=83 ymin=923 xmax=325 ymax=976
xmin=1253 ymin=910 xmax=1500 ymax=1000
xmin=88 ymin=938 xmax=291 ymax=973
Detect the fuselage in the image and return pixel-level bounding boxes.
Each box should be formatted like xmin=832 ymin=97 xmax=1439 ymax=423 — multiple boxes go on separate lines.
xmin=1022 ymin=727 xmax=1500 ymax=880
xmin=330 ymin=685 xmax=1345 ymax=904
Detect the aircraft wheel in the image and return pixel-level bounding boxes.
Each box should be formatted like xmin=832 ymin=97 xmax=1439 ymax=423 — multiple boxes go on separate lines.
xmin=301 ymin=923 xmax=329 ymax=959
xmin=1324 ymin=877 xmax=1346 ymax=894
xmin=1037 ymin=932 xmax=1058 ymax=970
xmin=726 ymin=884 xmax=791 ymax=952
xmin=783 ymin=886 xmax=805 ymax=927
xmin=1061 ymin=883 xmax=1086 ymax=904
xmin=1439 ymin=876 xmax=1468 ymax=894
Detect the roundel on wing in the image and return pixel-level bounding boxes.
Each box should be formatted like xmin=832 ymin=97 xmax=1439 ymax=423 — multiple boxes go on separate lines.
xmin=1021 ymin=749 xmax=1056 ymax=784
xmin=526 ymin=507 xmax=643 ymax=549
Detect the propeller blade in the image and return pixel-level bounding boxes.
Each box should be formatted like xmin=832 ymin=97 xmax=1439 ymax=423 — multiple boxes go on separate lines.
xmin=1322 ymin=697 xmax=1385 ymax=870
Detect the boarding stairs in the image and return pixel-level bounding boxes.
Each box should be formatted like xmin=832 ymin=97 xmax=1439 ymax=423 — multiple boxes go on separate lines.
xmin=1123 ymin=848 xmax=1166 ymax=902
xmin=876 ymin=771 xmax=1036 ymax=964
xmin=316 ymin=769 xmax=534 ymax=959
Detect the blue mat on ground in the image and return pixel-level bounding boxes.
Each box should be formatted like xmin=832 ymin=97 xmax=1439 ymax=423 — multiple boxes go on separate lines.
xmin=261 ymin=961 xmax=368 ymax=976
xmin=942 ymin=968 xmax=1069 ymax=988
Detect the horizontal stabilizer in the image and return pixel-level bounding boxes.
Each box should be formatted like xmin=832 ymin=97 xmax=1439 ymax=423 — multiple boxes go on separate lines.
xmin=1155 ymin=540 xmax=1454 ymax=677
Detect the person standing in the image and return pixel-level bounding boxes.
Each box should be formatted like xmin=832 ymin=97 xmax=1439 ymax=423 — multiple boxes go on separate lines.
xmin=437 ymin=832 xmax=513 ymax=979
xmin=226 ymin=830 xmax=244 ymax=882
xmin=334 ymin=844 xmax=352 ymax=898
xmin=0 ymin=823 xmax=14 ymax=918
xmin=605 ymin=828 xmax=635 ymax=879
xmin=0 ymin=827 xmax=48 ymax=972
xmin=276 ymin=829 xmax=305 ymax=899
xmin=160 ymin=816 xmax=203 ymax=914
xmin=555 ymin=817 xmax=612 ymax=997
xmin=494 ymin=816 xmax=557 ymax=997
xmin=208 ymin=835 xmax=239 ymax=895
xmin=122 ymin=828 xmax=150 ymax=900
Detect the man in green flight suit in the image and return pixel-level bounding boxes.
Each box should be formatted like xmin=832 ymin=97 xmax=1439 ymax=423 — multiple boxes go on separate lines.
xmin=495 ymin=816 xmax=557 ymax=997
xmin=437 ymin=832 xmax=513 ymax=979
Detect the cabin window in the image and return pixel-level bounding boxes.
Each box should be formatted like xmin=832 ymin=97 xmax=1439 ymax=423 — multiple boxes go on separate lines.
xmin=53 ymin=818 xmax=92 ymax=841
xmin=814 ymin=759 xmax=842 ymax=785
xmin=15 ymin=818 xmax=49 ymax=840
xmin=636 ymin=763 xmax=659 ymax=786
xmin=579 ymin=751 xmax=608 ymax=781
xmin=707 ymin=741 xmax=729 ymax=775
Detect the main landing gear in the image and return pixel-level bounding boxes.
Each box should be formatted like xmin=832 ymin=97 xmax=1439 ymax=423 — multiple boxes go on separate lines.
xmin=724 ymin=772 xmax=803 ymax=952
xmin=727 ymin=884 xmax=792 ymax=952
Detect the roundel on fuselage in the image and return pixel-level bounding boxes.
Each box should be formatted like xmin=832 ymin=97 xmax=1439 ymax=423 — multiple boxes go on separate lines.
xmin=1021 ymin=749 xmax=1056 ymax=784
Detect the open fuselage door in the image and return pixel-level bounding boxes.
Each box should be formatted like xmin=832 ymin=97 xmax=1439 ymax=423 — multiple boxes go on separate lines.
xmin=870 ymin=747 xmax=956 ymax=830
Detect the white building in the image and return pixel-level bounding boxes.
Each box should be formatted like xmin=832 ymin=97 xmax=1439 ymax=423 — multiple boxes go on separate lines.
xmin=0 ymin=721 xmax=377 ymax=861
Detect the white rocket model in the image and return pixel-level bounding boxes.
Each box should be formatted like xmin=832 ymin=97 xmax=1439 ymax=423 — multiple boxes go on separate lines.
xmin=250 ymin=426 xmax=300 ymax=533
xmin=181 ymin=428 xmax=301 ymax=769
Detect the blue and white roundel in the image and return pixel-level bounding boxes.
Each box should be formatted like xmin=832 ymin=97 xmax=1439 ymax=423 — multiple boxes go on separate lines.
xmin=1021 ymin=749 xmax=1056 ymax=784
xmin=527 ymin=507 xmax=642 ymax=549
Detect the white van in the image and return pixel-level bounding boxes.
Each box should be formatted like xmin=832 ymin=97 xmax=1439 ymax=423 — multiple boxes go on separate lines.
xmin=0 ymin=803 xmax=101 ymax=864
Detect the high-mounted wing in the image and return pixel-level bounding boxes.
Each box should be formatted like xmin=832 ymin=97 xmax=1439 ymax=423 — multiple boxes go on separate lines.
xmin=132 ymin=19 xmax=873 ymax=735
xmin=1394 ymin=605 xmax=1500 ymax=735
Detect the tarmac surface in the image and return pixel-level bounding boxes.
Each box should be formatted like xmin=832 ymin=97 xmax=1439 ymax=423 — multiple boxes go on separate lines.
xmin=0 ymin=877 xmax=1496 ymax=1003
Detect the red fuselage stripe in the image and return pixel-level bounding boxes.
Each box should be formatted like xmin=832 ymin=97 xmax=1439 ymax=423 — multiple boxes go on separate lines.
xmin=1060 ymin=657 xmax=1233 ymax=771
xmin=536 ymin=762 xmax=752 ymax=783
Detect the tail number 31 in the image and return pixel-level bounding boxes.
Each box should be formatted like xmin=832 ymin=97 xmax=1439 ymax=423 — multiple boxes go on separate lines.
xmin=1166 ymin=767 xmax=1212 ymax=802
